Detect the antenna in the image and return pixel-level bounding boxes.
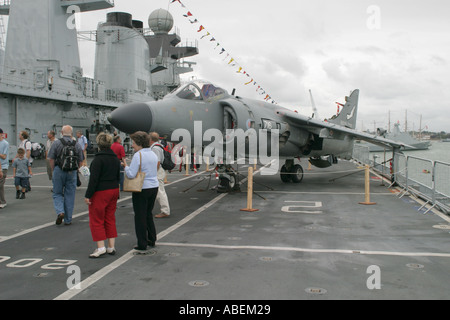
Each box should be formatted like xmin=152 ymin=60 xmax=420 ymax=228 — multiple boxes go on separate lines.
xmin=309 ymin=89 xmax=318 ymax=119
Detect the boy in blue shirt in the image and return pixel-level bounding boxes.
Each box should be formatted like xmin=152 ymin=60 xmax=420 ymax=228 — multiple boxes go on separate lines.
xmin=13 ymin=148 xmax=32 ymax=199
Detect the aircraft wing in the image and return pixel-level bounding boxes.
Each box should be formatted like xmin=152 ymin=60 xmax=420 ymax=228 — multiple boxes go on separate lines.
xmin=279 ymin=110 xmax=411 ymax=150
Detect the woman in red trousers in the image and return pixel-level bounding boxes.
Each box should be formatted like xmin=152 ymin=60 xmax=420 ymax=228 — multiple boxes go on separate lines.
xmin=84 ymin=133 xmax=121 ymax=258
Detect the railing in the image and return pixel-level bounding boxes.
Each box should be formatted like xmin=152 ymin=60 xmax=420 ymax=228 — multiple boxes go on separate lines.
xmin=353 ymin=144 xmax=450 ymax=215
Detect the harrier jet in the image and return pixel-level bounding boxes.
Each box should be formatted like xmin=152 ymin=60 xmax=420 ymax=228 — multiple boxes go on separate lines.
xmin=108 ymin=80 xmax=404 ymax=188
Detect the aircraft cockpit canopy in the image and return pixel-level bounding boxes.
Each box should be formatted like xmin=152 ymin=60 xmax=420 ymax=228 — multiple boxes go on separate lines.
xmin=174 ymin=81 xmax=229 ymax=101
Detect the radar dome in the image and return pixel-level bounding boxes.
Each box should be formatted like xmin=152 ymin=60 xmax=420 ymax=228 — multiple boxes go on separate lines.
xmin=148 ymin=9 xmax=174 ymax=34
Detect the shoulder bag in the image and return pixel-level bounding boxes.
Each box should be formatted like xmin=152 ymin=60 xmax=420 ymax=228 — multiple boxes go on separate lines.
xmin=123 ymin=152 xmax=146 ymax=192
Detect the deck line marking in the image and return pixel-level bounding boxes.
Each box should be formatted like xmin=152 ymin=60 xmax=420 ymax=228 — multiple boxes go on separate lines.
xmin=255 ymin=191 xmax=394 ymax=195
xmin=53 ymin=164 xmax=271 ymax=300
xmin=156 ymin=242 xmax=450 ymax=258
xmin=0 ymin=171 xmax=206 ymax=243
xmin=54 ymin=193 xmax=228 ymax=300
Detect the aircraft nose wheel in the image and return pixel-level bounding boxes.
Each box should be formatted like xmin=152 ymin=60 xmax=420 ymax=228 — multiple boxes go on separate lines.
xmin=280 ymin=165 xmax=291 ymax=183
xmin=280 ymin=164 xmax=304 ymax=183
xmin=291 ymin=164 xmax=304 ymax=183
xmin=216 ymin=165 xmax=240 ymax=193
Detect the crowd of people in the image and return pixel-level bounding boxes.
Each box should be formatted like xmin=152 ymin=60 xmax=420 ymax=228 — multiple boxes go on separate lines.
xmin=0 ymin=126 xmax=171 ymax=258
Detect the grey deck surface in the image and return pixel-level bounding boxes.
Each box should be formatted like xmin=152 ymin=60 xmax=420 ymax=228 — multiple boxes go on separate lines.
xmin=1 ymin=159 xmax=449 ymax=300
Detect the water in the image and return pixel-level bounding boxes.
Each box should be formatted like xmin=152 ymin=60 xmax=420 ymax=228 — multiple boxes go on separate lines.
xmin=356 ymin=140 xmax=450 ymax=210
xmin=372 ymin=140 xmax=450 ymax=164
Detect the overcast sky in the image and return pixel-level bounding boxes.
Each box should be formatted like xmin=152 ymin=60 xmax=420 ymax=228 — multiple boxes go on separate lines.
xmin=77 ymin=0 xmax=450 ymax=133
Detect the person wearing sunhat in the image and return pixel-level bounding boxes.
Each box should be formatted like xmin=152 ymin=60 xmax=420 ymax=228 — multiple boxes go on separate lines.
xmin=0 ymin=128 xmax=9 ymax=209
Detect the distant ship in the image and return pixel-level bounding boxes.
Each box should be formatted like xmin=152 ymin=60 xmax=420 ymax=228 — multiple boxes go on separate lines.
xmin=356 ymin=122 xmax=431 ymax=152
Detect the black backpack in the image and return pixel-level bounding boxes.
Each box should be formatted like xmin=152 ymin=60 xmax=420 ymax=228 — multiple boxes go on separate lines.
xmin=57 ymin=138 xmax=79 ymax=171
xmin=154 ymin=144 xmax=176 ymax=171
xmin=30 ymin=142 xmax=43 ymax=159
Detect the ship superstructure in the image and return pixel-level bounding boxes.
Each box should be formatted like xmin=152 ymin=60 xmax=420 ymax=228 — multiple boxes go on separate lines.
xmin=0 ymin=0 xmax=197 ymax=155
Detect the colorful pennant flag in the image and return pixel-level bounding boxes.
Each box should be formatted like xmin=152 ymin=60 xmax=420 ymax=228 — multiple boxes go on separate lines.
xmin=170 ymin=0 xmax=277 ymax=104
xmin=245 ymin=78 xmax=253 ymax=85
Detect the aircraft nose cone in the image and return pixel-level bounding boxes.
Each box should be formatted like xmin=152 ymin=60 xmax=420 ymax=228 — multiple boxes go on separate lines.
xmin=108 ymin=102 xmax=153 ymax=134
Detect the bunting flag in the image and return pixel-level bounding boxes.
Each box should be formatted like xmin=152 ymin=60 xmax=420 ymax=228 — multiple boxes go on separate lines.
xmin=170 ymin=0 xmax=277 ymax=104
xmin=171 ymin=0 xmax=185 ymax=7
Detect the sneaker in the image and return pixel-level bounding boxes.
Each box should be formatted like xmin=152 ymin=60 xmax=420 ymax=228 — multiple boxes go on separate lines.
xmin=55 ymin=213 xmax=64 ymax=225
xmin=89 ymin=248 xmax=106 ymax=258
xmin=19 ymin=192 xmax=25 ymax=200
xmin=155 ymin=213 xmax=170 ymax=218
xmin=106 ymin=247 xmax=116 ymax=255
xmin=16 ymin=191 xmax=20 ymax=199
xmin=0 ymin=203 xmax=6 ymax=209
xmin=133 ymin=247 xmax=150 ymax=255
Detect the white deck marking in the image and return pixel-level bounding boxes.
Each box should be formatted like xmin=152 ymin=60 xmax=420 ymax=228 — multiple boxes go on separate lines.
xmin=53 ymin=171 xmax=225 ymax=300
xmin=0 ymin=171 xmax=206 ymax=243
xmin=157 ymin=242 xmax=450 ymax=258
xmin=54 ymin=165 xmax=270 ymax=300
xmin=54 ymin=192 xmax=227 ymax=300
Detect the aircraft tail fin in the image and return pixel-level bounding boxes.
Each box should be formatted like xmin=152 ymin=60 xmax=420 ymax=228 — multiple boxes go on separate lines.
xmin=328 ymin=89 xmax=359 ymax=129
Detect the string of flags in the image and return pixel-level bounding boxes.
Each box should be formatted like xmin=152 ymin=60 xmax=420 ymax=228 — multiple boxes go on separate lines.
xmin=170 ymin=0 xmax=277 ymax=104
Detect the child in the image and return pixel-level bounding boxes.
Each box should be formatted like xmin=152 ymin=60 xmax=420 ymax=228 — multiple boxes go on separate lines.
xmin=12 ymin=148 xmax=32 ymax=199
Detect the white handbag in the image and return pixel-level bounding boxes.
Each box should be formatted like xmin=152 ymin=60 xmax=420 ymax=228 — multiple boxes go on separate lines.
xmin=123 ymin=152 xmax=146 ymax=192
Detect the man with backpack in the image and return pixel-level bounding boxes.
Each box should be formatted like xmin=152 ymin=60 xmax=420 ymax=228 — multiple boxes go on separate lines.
xmin=48 ymin=125 xmax=84 ymax=225
xmin=149 ymin=132 xmax=172 ymax=218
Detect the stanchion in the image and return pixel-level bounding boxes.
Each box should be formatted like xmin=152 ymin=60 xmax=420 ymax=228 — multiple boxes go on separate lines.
xmin=205 ymin=157 xmax=210 ymax=172
xmin=185 ymin=149 xmax=190 ymax=176
xmin=359 ymin=164 xmax=376 ymax=205
xmin=240 ymin=166 xmax=259 ymax=212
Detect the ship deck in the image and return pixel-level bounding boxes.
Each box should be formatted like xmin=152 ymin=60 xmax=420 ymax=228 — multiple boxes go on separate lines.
xmin=0 ymin=159 xmax=449 ymax=302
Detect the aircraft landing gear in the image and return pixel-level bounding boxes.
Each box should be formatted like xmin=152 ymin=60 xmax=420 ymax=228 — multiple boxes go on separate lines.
xmin=280 ymin=160 xmax=304 ymax=183
xmin=217 ymin=165 xmax=240 ymax=193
